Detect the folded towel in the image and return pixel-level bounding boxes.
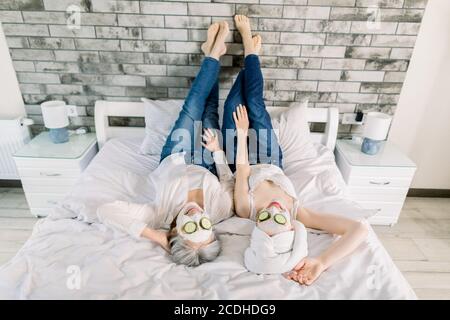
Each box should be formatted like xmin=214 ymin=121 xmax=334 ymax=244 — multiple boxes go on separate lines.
xmin=244 ymin=220 xmax=308 ymax=274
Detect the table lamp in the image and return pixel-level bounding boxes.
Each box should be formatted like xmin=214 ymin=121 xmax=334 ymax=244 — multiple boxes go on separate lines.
xmin=41 ymin=101 xmax=69 ymax=143
xmin=361 ymin=112 xmax=392 ymax=155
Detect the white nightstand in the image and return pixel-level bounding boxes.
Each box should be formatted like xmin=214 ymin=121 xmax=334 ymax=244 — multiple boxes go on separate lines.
xmin=13 ymin=132 xmax=97 ymax=217
xmin=335 ymin=139 xmax=416 ymax=226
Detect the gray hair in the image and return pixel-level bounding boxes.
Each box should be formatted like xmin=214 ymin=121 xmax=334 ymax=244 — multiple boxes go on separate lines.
xmin=169 ymin=234 xmax=221 ymax=266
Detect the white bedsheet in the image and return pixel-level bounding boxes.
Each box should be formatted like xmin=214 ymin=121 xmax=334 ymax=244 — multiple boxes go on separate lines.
xmin=0 ymin=138 xmax=416 ymax=299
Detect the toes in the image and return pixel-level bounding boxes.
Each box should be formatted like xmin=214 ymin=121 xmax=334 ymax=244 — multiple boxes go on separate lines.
xmin=235 ymin=14 xmax=245 ymax=24
xmin=210 ymin=22 xmax=219 ymax=32
xmin=218 ymin=21 xmax=229 ymax=35
xmin=222 ymin=21 xmax=229 ymax=31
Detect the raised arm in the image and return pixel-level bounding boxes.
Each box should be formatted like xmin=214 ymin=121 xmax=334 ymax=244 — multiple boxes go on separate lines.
xmin=202 ymin=129 xmax=234 ymax=213
xmin=287 ymin=207 xmax=369 ymax=285
xmin=202 ymin=129 xmax=234 ymax=185
xmin=233 ymin=105 xmax=251 ymax=218
xmin=202 ymin=106 xmax=251 ymax=218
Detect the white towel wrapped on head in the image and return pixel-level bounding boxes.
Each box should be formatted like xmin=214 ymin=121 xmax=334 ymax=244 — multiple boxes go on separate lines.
xmin=244 ymin=220 xmax=308 ymax=274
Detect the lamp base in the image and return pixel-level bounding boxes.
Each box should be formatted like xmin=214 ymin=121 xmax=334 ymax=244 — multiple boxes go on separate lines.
xmin=48 ymin=127 xmax=69 ymax=144
xmin=361 ymin=137 xmax=382 ymax=155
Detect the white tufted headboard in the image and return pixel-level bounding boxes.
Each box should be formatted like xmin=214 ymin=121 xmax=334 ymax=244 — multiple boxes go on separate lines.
xmin=94 ymin=100 xmax=339 ymax=150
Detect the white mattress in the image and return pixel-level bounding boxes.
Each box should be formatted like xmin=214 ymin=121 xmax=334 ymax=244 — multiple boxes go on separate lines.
xmin=0 ymin=138 xmax=416 ymax=299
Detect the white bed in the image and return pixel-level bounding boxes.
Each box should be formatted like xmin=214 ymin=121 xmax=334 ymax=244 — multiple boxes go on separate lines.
xmin=0 ymin=101 xmax=416 ymax=299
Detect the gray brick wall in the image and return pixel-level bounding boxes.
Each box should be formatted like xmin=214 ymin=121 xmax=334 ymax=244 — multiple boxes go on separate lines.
xmin=0 ymin=0 xmax=428 ymax=135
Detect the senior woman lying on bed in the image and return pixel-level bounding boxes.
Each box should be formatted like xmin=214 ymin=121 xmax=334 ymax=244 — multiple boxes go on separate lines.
xmin=97 ymin=21 xmax=234 ymax=266
xmin=218 ymin=15 xmax=369 ymax=285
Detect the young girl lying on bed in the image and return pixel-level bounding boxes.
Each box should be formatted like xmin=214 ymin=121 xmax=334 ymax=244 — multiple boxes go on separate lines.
xmin=97 ymin=21 xmax=235 ymax=267
xmin=217 ymin=15 xmax=369 ymax=285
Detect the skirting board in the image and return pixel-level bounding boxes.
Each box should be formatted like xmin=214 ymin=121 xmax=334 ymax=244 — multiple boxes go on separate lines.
xmin=0 ymin=180 xmax=22 ymax=188
xmin=408 ymin=188 xmax=450 ymax=198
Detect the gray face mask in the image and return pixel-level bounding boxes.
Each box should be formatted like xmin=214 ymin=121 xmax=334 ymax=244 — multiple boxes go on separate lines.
xmin=256 ymin=206 xmax=292 ymax=236
xmin=176 ymin=202 xmax=213 ymax=243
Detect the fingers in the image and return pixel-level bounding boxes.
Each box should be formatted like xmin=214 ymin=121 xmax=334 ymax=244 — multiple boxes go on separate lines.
xmin=297 ymin=269 xmax=314 ymax=286
xmin=284 ymin=271 xmax=297 ymax=282
xmin=232 ymin=110 xmax=238 ymax=124
xmin=301 ymin=273 xmax=313 ymax=286
xmin=233 ymin=104 xmax=248 ymax=124
xmin=286 ymin=261 xmax=318 ymax=286
xmin=297 ymin=272 xmax=309 ymax=285
xmin=202 ymin=128 xmax=220 ymax=152
xmin=204 ymin=128 xmax=215 ymax=138
xmin=282 ymin=272 xmax=291 ymax=280
xmin=297 ymin=274 xmax=304 ymax=285
xmin=237 ymin=104 xmax=243 ymax=119
xmin=202 ymin=129 xmax=217 ymax=142
xmin=237 ymin=104 xmax=247 ymax=119
xmin=240 ymin=104 xmax=248 ymax=119
xmin=203 ymin=129 xmax=212 ymax=140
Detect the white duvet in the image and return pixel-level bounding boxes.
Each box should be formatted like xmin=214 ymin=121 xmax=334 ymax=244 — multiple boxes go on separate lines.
xmin=0 ymin=138 xmax=416 ymax=299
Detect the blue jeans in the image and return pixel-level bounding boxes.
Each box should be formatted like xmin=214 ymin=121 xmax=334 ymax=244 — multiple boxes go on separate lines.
xmin=160 ymin=57 xmax=220 ymax=175
xmin=222 ymin=54 xmax=283 ymax=172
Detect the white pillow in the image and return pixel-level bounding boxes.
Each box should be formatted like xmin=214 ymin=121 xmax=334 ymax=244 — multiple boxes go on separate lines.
xmin=140 ymin=99 xmax=318 ymax=163
xmin=271 ymin=102 xmax=318 ymax=164
xmin=140 ymin=98 xmax=182 ymax=155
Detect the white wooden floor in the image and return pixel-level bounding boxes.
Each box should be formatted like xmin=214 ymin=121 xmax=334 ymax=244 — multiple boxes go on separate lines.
xmin=0 ymin=187 xmax=449 ymax=300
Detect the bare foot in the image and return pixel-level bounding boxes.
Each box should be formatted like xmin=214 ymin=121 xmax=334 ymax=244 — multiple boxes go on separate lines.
xmin=234 ymin=15 xmax=252 ymax=39
xmin=234 ymin=15 xmax=255 ymax=57
xmin=251 ymin=35 xmax=262 ymax=55
xmin=209 ymin=21 xmax=229 ymax=60
xmin=201 ymin=22 xmax=219 ymax=56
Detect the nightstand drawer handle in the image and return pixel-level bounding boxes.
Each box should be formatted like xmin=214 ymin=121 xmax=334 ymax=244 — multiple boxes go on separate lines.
xmin=40 ymin=172 xmax=62 ymax=177
xmin=369 ymin=181 xmax=391 ymax=185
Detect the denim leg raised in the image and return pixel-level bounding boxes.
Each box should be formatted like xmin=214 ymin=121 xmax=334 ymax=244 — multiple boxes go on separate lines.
xmin=160 ymin=57 xmax=220 ymax=174
xmin=222 ymin=54 xmax=283 ymax=172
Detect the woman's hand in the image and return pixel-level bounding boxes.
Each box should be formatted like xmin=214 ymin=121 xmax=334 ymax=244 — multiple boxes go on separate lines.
xmin=141 ymin=228 xmax=171 ymax=253
xmin=284 ymin=257 xmax=326 ymax=286
xmin=202 ymin=128 xmax=221 ymax=153
xmin=233 ymin=104 xmax=249 ymax=136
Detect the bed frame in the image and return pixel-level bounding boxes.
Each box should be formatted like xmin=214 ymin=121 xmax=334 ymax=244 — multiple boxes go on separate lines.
xmin=94 ymin=100 xmax=339 ymax=150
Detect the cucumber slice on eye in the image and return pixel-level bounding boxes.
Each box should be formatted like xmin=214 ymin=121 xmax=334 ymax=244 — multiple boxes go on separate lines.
xmin=258 ymin=211 xmax=270 ymax=222
xmin=274 ymin=214 xmax=287 ymax=225
xmin=200 ymin=217 xmax=212 ymax=230
xmin=183 ymin=221 xmax=197 ymax=234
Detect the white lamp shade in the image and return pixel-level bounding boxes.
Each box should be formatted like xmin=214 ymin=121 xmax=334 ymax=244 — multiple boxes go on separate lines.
xmin=363 ymin=112 xmax=392 ymax=141
xmin=41 ymin=101 xmax=69 ymax=129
